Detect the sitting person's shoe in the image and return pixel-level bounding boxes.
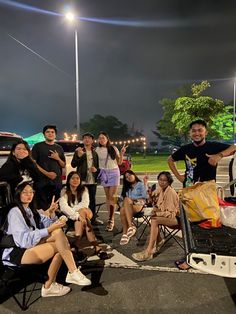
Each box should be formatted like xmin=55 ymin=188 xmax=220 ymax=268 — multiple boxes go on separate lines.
xmin=105 ymin=219 xmax=114 ymax=232
xmin=132 ymin=250 xmax=153 ymax=262
xmin=120 ymin=234 xmax=130 ymax=245
xmin=66 ymin=269 xmax=91 ymax=286
xmin=41 ymin=282 xmax=71 ymax=297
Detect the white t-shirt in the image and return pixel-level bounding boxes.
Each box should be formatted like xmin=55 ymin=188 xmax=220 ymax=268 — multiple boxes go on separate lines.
xmin=95 ymin=146 xmax=119 ymax=170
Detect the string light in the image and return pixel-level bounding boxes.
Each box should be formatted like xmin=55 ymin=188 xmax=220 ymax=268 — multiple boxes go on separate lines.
xmin=63 ymin=134 xmax=146 ymax=150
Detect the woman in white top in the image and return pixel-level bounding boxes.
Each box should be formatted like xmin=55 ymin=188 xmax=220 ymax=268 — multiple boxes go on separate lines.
xmin=95 ymin=131 xmax=127 ymax=231
xmin=59 ymin=171 xmax=108 ymax=259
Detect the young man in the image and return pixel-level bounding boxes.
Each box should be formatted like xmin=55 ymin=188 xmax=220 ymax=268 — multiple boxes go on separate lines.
xmin=167 ymin=119 xmax=230 ymax=187
xmin=168 ymin=119 xmax=230 ymax=270
xmin=71 ymin=132 xmax=102 ymax=225
xmin=32 ymin=125 xmax=66 ymax=209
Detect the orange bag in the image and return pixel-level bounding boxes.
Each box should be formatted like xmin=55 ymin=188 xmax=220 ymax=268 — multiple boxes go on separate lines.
xmin=178 ymin=181 xmax=221 ymax=228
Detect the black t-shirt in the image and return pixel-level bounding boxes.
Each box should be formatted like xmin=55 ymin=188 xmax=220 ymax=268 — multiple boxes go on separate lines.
xmin=171 ymin=141 xmax=230 ymax=184
xmin=32 ymin=142 xmax=65 ymax=183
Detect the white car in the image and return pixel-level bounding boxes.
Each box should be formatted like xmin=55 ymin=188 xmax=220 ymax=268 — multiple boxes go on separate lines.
xmin=0 ymin=132 xmax=22 ymax=168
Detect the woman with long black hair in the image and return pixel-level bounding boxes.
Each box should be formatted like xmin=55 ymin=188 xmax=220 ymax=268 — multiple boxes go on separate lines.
xmin=95 ymin=131 xmax=127 ymax=232
xmin=59 ymin=171 xmax=108 ymax=259
xmin=2 ymin=182 xmax=91 ymax=298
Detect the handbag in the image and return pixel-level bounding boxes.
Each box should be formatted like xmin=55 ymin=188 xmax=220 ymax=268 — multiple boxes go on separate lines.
xmin=178 ymin=181 xmax=221 ymax=228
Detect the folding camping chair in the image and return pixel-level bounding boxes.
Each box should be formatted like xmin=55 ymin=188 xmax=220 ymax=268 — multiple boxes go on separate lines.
xmin=0 ymin=181 xmax=49 ymax=311
xmin=160 ymin=221 xmax=184 ymax=250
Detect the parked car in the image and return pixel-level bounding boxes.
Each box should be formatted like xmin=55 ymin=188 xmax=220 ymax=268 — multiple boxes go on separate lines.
xmin=0 ymin=132 xmax=22 ymax=167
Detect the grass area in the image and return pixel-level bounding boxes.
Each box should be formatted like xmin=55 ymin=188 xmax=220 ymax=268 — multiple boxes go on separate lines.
xmin=130 ymin=154 xmax=185 ymax=172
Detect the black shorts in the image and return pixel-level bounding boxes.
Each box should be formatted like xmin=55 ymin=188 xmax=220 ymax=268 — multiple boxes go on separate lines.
xmin=9 ymin=247 xmax=26 ymax=265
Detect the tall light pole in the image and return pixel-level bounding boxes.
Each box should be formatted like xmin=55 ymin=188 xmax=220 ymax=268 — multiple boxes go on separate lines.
xmin=65 ymin=12 xmax=80 ymax=136
xmin=233 ymin=80 xmax=236 ymax=144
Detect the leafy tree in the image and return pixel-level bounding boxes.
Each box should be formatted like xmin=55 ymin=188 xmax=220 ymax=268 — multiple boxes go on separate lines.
xmin=172 ymin=81 xmax=230 ymax=138
xmin=81 ymin=114 xmax=129 ymax=140
xmin=156 ymin=80 xmax=234 ymax=141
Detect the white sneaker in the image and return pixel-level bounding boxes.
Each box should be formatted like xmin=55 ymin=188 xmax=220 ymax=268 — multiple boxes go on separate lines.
xmin=66 ymin=269 xmax=91 ymax=286
xmin=41 ymin=282 xmax=71 ymax=297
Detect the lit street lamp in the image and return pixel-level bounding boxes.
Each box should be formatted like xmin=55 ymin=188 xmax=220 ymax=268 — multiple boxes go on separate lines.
xmin=233 ymin=80 xmax=236 ymax=144
xmin=65 ymin=12 xmax=80 ymax=136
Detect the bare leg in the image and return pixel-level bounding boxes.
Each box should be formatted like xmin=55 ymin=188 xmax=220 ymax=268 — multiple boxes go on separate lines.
xmin=120 ymin=206 xmax=128 ymax=234
xmin=46 ymin=229 xmax=77 ymax=273
xmin=146 ymin=216 xmax=178 ymax=254
xmin=44 ymin=253 xmax=62 ymax=289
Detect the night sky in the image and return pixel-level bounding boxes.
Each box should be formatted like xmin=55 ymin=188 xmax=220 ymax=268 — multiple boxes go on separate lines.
xmin=0 ymin=0 xmax=236 ymax=141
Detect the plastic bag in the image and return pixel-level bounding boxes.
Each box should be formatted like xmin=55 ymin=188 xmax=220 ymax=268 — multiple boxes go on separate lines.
xmin=178 ymin=181 xmax=221 ymax=228
xmin=220 ymin=206 xmax=236 ymax=229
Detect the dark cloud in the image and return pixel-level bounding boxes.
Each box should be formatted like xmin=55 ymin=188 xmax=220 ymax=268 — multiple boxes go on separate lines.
xmin=0 ymin=0 xmax=236 ymax=140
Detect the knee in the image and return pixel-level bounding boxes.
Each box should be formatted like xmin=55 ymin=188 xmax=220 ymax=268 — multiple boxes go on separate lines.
xmin=52 ymin=228 xmax=65 ymax=238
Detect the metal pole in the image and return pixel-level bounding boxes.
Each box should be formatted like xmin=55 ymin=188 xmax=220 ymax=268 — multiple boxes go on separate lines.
xmin=75 ymin=28 xmax=80 ymax=136
xmin=233 ymin=81 xmax=236 ymax=144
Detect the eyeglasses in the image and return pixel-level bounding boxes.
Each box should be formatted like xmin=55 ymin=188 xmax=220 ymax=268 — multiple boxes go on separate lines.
xmin=22 ymin=191 xmax=35 ymax=195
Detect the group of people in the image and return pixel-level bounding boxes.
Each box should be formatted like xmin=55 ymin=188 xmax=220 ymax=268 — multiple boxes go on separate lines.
xmin=0 ymin=119 xmax=234 ymax=297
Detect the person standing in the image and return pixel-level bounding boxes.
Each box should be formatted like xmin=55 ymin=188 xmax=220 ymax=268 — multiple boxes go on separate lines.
xmin=32 ymin=125 xmax=66 ymax=209
xmin=71 ymin=132 xmax=102 ymax=225
xmin=95 ymin=131 xmax=127 ymax=232
xmin=167 ymin=119 xmax=230 ymax=187
xmin=167 ymin=119 xmax=230 ymax=270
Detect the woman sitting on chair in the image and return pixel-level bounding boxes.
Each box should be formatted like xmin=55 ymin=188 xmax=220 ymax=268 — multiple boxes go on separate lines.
xmin=119 ymin=170 xmax=148 ymax=245
xmin=132 ymin=171 xmax=179 ymax=261
xmin=59 ymin=171 xmax=108 ymax=260
xmin=2 ymin=182 xmax=91 ymax=298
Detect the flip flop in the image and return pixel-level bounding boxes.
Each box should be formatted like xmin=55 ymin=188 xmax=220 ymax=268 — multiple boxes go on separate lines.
xmin=120 ymin=234 xmax=130 ymax=245
xmin=175 ymin=259 xmax=191 ymax=270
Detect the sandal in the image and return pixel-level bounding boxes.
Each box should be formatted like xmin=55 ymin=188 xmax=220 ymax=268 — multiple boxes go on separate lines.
xmin=105 ymin=220 xmax=114 ymax=232
xmin=132 ymin=250 xmax=153 ymax=262
xmin=120 ymin=234 xmax=130 ymax=245
xmin=95 ymin=249 xmax=109 ymax=260
xmin=156 ymin=239 xmax=165 ymax=253
xmin=175 ymin=259 xmax=191 ymax=270
xmin=127 ymin=226 xmax=137 ymax=238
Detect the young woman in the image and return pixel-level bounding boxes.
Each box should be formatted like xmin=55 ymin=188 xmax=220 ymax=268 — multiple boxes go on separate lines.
xmin=2 ymin=182 xmax=91 ymax=298
xmin=132 ymin=171 xmax=179 ymax=261
xmin=59 ymin=171 xmax=108 ymax=259
xmin=95 ymin=131 xmax=127 ymax=232
xmin=119 ymin=170 xmax=148 ymax=245
xmin=0 ymin=140 xmax=41 ymax=193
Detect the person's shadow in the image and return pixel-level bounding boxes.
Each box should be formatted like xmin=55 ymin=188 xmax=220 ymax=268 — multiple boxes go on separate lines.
xmin=81 ymin=260 xmax=108 ymax=296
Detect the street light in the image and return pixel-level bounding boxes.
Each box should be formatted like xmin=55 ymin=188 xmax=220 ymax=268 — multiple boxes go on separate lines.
xmin=65 ymin=12 xmax=80 ymax=136
xmin=233 ymin=79 xmax=236 ymax=144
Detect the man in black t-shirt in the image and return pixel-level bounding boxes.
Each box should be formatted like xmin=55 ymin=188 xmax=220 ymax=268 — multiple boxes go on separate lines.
xmin=32 ymin=125 xmax=66 ymax=209
xmin=167 ymin=119 xmax=230 ymax=187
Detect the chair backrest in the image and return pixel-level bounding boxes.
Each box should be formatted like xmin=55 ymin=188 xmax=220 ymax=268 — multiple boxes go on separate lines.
xmin=0 ymin=182 xmax=14 ymax=249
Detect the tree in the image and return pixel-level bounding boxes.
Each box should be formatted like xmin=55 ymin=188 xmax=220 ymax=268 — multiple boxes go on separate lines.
xmin=172 ymin=81 xmax=230 ymax=138
xmin=81 ymin=114 xmax=129 ymax=140
xmin=156 ymin=80 xmax=234 ymax=141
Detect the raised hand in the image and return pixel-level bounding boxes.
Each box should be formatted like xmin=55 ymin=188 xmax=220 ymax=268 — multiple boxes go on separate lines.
xmin=49 ymin=150 xmax=60 ymax=161
xmin=121 ymin=144 xmax=128 ymax=155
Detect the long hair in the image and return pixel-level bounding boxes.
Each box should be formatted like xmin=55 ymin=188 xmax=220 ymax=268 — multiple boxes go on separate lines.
xmin=13 ymin=182 xmax=40 ymax=229
xmin=7 ymin=140 xmax=31 ymax=162
xmin=98 ymin=131 xmax=116 ymax=160
xmin=65 ymin=171 xmax=86 ymax=206
xmin=121 ymin=170 xmax=141 ymax=198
